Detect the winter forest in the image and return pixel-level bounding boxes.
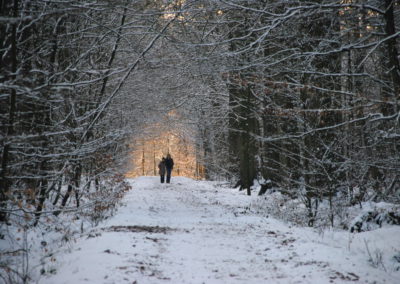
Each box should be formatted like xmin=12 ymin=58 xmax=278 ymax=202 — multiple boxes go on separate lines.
xmin=1 ymin=0 xmax=400 ymax=283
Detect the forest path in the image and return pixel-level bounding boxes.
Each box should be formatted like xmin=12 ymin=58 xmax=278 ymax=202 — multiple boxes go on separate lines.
xmin=41 ymin=177 xmax=397 ymax=284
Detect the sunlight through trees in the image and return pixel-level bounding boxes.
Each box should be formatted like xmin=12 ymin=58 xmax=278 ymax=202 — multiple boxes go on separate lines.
xmin=126 ymin=117 xmax=204 ymax=179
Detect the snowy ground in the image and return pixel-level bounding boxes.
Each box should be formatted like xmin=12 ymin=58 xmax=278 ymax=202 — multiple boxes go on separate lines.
xmin=40 ymin=177 xmax=399 ymax=284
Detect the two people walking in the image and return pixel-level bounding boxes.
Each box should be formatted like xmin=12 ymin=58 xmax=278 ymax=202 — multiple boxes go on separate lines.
xmin=158 ymin=154 xmax=174 ymax=183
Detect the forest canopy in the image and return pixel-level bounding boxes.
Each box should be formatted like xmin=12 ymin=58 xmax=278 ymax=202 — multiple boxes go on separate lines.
xmin=1 ymin=0 xmax=399 ymax=238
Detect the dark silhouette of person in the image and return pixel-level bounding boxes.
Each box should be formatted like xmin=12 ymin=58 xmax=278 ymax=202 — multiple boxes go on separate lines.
xmin=158 ymin=157 xmax=166 ymax=183
xmin=165 ymin=153 xmax=174 ymax=183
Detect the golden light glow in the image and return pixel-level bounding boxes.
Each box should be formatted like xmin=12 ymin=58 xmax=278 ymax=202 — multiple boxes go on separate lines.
xmin=125 ymin=122 xmax=204 ymax=179
xmin=162 ymin=0 xmax=186 ymax=20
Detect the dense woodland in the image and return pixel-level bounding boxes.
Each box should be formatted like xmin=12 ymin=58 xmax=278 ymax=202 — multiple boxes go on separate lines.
xmin=1 ymin=0 xmax=400 ymax=281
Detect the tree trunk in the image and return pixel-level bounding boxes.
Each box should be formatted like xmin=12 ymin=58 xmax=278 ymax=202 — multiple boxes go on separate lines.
xmin=61 ymin=164 xmax=81 ymax=208
xmin=383 ymin=0 xmax=400 ymax=115
xmin=34 ymin=178 xmax=48 ymax=226
xmin=0 ymin=0 xmax=18 ymax=222
xmin=52 ymin=177 xmax=63 ymax=206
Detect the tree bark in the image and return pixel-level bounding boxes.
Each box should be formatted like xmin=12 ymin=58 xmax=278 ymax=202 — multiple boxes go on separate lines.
xmin=383 ymin=0 xmax=400 ymax=115
xmin=0 ymin=0 xmax=18 ymax=222
xmin=61 ymin=164 xmax=81 ymax=208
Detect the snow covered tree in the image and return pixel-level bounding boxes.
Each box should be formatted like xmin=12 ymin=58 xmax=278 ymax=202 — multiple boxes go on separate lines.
xmin=171 ymin=0 xmax=400 ymax=221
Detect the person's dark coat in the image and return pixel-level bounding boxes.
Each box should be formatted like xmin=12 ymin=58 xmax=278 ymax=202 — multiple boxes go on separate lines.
xmin=158 ymin=159 xmax=166 ymax=175
xmin=165 ymin=156 xmax=174 ymax=170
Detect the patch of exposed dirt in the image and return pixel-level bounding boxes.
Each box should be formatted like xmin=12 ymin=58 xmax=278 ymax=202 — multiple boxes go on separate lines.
xmin=281 ymin=237 xmax=296 ymax=246
xmin=329 ymin=271 xmax=360 ymax=282
xmin=294 ymin=260 xmax=329 ymax=268
xmin=104 ymin=225 xmax=176 ymax=234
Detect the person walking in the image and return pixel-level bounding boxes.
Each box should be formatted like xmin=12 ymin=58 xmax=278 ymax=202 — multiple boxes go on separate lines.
xmin=158 ymin=157 xmax=166 ymax=183
xmin=165 ymin=153 xmax=174 ymax=183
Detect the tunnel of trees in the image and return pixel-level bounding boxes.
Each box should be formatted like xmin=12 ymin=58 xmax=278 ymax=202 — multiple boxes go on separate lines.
xmin=1 ymin=0 xmax=399 ymax=243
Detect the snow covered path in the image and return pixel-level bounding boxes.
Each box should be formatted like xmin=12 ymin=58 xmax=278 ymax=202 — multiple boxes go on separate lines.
xmin=41 ymin=177 xmax=399 ymax=284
